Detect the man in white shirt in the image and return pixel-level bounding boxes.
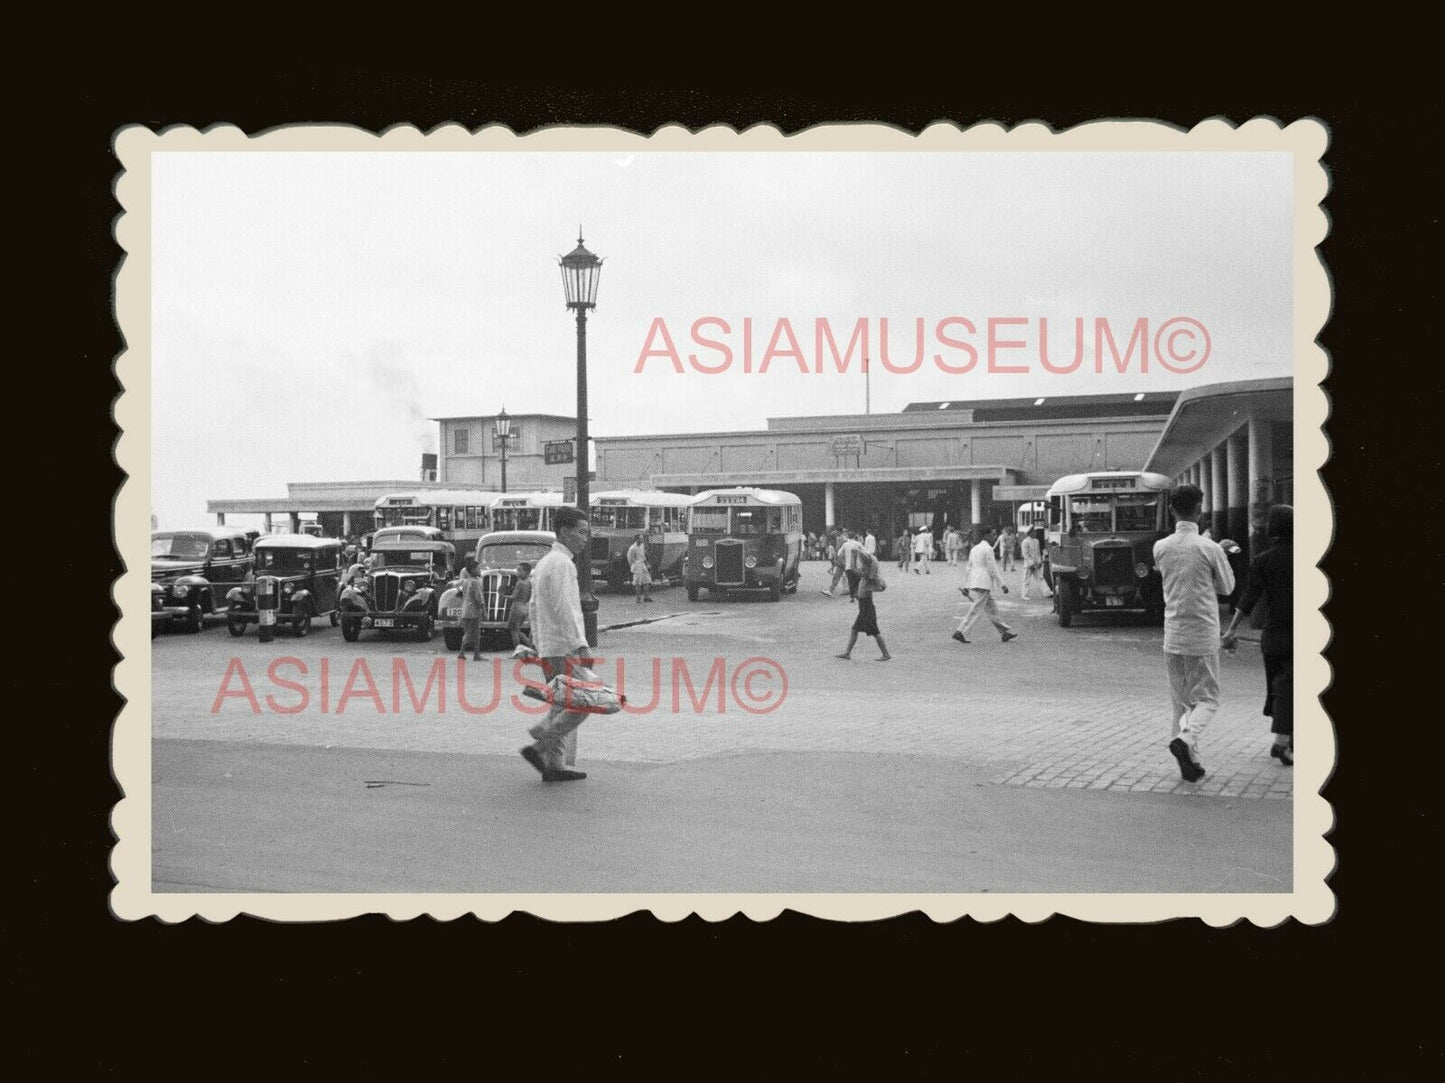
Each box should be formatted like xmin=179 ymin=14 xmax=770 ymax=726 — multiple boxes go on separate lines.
xmin=822 ymin=529 xmax=864 ymax=600
xmin=911 ymin=526 xmax=933 ymax=574
xmin=1153 ymin=484 xmax=1236 ymax=783
xmin=518 ymin=506 xmax=593 ymax=783
xmin=953 ymin=527 xmax=1017 ymax=644
xmin=863 ymin=529 xmax=877 ymax=558
xmin=1019 ymin=529 xmax=1048 ymax=600
xmin=626 ymin=532 xmax=653 ymax=604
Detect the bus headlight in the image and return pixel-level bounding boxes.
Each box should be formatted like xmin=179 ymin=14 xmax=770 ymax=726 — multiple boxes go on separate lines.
xmin=282 ymin=582 xmax=295 ymax=595
xmin=744 ymin=556 xmax=757 ymax=569
xmin=1134 ymin=563 xmax=1150 ymax=578
xmin=1077 ymin=566 xmax=1090 ymax=580
xmin=701 ymin=556 xmax=714 ymax=569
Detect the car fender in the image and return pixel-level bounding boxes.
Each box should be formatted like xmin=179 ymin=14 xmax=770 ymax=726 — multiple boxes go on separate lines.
xmin=403 ymin=588 xmax=432 ymax=612
xmin=291 ymin=588 xmax=313 ymax=610
xmin=225 ymin=586 xmax=252 ymax=606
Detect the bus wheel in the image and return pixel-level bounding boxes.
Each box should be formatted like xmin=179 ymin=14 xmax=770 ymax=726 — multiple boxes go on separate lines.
xmin=329 ymin=611 xmax=339 ymax=627
xmin=1056 ymin=581 xmax=1076 ymax=628
xmin=443 ymin=628 xmax=463 ymax=652
xmin=609 ymin=576 xmax=625 ymax=595
xmin=686 ymin=586 xmax=699 ymax=602
xmin=767 ymin=583 xmax=782 ymax=602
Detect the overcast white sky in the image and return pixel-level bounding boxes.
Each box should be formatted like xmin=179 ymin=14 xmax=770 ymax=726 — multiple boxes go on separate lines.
xmin=150 ymin=150 xmax=1291 ymax=529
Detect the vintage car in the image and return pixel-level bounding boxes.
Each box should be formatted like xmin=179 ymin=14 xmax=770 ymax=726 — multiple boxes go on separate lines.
xmin=151 ymin=527 xmax=255 ymax=633
xmin=338 ymin=537 xmax=455 ymax=642
xmin=437 ymin=530 xmax=552 ymax=652
xmin=224 ymin=535 xmax=344 ymax=638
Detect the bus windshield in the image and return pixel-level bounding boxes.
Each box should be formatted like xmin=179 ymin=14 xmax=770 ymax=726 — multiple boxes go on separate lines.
xmin=591 ymin=506 xmax=647 ymax=530
xmin=1114 ymin=494 xmax=1161 ymax=532
xmin=152 ymin=533 xmax=211 ymax=559
xmin=492 ymin=508 xmax=543 ymax=531
xmin=732 ymin=508 xmax=780 ymax=535
xmin=376 ymin=505 xmax=433 ymax=528
xmin=691 ymin=507 xmax=730 ymax=534
xmin=1068 ymin=497 xmax=1113 ymax=533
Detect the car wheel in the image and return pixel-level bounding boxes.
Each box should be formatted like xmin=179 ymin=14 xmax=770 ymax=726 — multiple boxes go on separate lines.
xmin=294 ymin=608 xmax=310 ymax=637
xmin=226 ymin=611 xmax=247 ymax=637
xmin=686 ymin=586 xmax=699 ymax=602
xmin=184 ymin=604 xmax=203 ymax=634
xmin=1056 ymin=580 xmax=1075 ymax=628
xmin=443 ymin=628 xmax=463 ymax=652
xmin=329 ymin=611 xmax=339 ymax=627
xmin=341 ymin=616 xmax=361 ymax=643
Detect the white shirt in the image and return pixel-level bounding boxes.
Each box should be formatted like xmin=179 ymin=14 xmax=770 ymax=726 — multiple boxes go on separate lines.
xmin=863 ymin=533 xmax=877 ymax=556
xmin=837 ymin=538 xmax=864 ymax=571
xmin=1153 ymin=520 xmax=1236 ymax=656
xmin=1021 ymin=535 xmax=1042 ymax=566
xmin=912 ymin=531 xmax=933 ymax=555
xmin=627 ymin=541 xmax=648 ymax=574
xmin=964 ymin=539 xmax=1004 ymax=591
xmin=530 ymin=542 xmax=588 ymax=657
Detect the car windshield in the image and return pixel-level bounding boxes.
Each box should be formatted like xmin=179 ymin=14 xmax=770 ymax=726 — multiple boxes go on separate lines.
xmin=479 ymin=543 xmax=551 ymax=570
xmin=255 ymin=548 xmax=315 ymax=573
xmin=152 ymin=533 xmax=211 ymax=560
xmin=372 ymin=550 xmax=441 ymax=571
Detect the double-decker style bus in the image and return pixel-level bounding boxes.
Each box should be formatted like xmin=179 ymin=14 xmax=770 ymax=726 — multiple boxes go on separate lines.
xmin=1044 ymin=471 xmax=1173 ymax=627
xmin=372 ymin=490 xmax=502 ymax=568
xmin=684 ymin=487 xmax=803 ymax=602
xmin=487 ymin=490 xmax=575 ymax=533
xmin=588 ymin=489 xmax=693 ymax=591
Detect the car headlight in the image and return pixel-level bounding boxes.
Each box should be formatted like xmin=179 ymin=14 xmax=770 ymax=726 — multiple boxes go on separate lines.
xmin=702 ymin=555 xmax=714 ymax=569
xmin=744 ymin=556 xmax=757 ymax=568
xmin=403 ymin=581 xmax=417 ymax=593
xmin=1077 ymin=566 xmax=1090 ymax=579
xmin=172 ymin=584 xmax=187 ymax=598
xmin=1134 ymin=563 xmax=1150 ymax=578
xmin=282 ymin=582 xmax=295 ymax=595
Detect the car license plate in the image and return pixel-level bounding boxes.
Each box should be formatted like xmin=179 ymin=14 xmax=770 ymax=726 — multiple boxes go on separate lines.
xmin=373 ymin=618 xmax=395 ymax=628
xmin=1105 ymin=597 xmax=1123 ymax=607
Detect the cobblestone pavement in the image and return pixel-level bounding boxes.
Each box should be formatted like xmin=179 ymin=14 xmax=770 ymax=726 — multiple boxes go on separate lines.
xmin=151 ymin=558 xmax=1295 ymax=803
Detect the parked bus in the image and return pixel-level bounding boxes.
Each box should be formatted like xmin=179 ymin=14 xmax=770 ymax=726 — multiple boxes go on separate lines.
xmin=487 ymin=490 xmax=575 ymax=533
xmin=684 ymin=487 xmax=803 ymax=602
xmin=1044 ymin=471 xmax=1172 ymax=627
xmin=372 ymin=489 xmax=502 ymax=568
xmin=588 ymin=489 xmax=693 ymax=591
xmin=1016 ymin=501 xmax=1048 ymax=535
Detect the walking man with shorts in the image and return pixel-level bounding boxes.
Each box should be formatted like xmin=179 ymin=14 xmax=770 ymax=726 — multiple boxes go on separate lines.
xmin=1154 ymin=484 xmax=1236 ymax=782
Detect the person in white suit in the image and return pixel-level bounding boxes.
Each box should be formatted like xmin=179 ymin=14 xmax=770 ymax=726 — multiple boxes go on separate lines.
xmin=953 ymin=526 xmax=1017 ymax=644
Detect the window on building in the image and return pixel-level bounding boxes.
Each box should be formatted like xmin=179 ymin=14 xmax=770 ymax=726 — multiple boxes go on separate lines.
xmin=454 ymin=428 xmax=469 ymax=455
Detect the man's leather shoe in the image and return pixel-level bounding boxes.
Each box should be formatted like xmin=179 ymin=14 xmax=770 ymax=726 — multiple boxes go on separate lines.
xmin=951 ymin=631 xmax=970 ymax=644
xmin=1168 ymin=738 xmax=1206 ymax=783
xmin=543 ymin=768 xmax=587 ymax=782
xmin=1001 ymin=631 xmax=1018 ymax=643
xmin=519 ymin=746 xmax=547 ymax=776
xmin=1270 ymin=743 xmax=1293 ymax=766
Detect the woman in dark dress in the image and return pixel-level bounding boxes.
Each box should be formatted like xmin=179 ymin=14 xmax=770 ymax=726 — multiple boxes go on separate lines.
xmin=1222 ymin=505 xmax=1294 ymax=764
xmin=836 ymin=549 xmax=892 ymax=661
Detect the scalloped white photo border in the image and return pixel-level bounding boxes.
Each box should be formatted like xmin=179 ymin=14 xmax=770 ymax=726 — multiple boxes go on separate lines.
xmin=111 ymin=119 xmax=1333 ymax=924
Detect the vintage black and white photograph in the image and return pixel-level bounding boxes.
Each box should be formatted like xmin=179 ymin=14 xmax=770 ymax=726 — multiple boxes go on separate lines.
xmin=112 ymin=121 xmax=1331 ymax=920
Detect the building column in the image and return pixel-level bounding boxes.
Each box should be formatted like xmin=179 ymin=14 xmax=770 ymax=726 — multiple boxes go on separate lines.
xmin=970 ymin=479 xmax=982 ymax=526
xmin=289 ymin=512 xmax=301 ymax=534
xmin=1248 ymin=416 xmax=1275 ymax=556
xmin=1198 ymin=456 xmax=1212 ymax=521
xmin=1226 ymin=427 xmax=1249 ymax=551
xmin=342 ymin=511 xmax=352 ymax=537
xmin=215 ymin=512 xmax=226 ymax=526
xmin=1209 ymin=445 xmax=1227 ymax=539
xmin=824 ymin=482 xmax=835 ymax=529
xmin=264 ymin=512 xmax=273 ymax=534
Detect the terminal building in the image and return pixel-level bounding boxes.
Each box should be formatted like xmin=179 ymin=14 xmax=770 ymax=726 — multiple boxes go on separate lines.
xmin=207 ymin=380 xmax=1294 ymax=562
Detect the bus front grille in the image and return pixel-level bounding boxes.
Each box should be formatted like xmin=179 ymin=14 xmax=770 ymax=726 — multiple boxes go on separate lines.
xmin=715 ymin=542 xmax=745 ymax=585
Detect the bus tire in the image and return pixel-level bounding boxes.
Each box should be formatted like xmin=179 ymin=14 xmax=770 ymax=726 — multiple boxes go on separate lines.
xmin=609 ymin=576 xmax=625 ymax=595
xmin=767 ymin=583 xmax=781 ymax=602
xmin=443 ymin=628 xmax=463 ymax=652
xmin=686 ymin=586 xmax=699 ymax=602
xmin=329 ymin=611 xmax=339 ymax=627
xmin=1056 ymin=580 xmax=1076 ymax=628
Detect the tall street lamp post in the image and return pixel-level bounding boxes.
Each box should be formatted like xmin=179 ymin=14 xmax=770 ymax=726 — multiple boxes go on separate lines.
xmin=495 ymin=405 xmax=510 ymax=493
xmin=560 ymin=230 xmax=603 ymax=647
